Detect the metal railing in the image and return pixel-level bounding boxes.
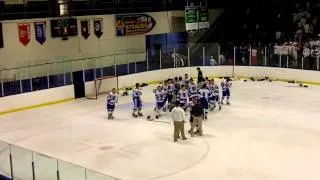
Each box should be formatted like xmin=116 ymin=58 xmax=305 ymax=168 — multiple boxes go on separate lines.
xmin=1 ymin=43 xmax=319 ymax=98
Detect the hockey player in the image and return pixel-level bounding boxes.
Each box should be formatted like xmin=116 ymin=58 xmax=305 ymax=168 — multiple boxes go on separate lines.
xmin=183 ymin=73 xmax=191 ymax=86
xmin=205 ymin=77 xmax=210 ymax=86
xmin=106 ymin=88 xmax=118 ymax=119
xmin=221 ymin=78 xmax=232 ymax=105
xmin=166 ymin=79 xmax=175 ymax=105
xmin=198 ymin=83 xmax=210 ymax=119
xmin=188 ymin=78 xmax=198 ymax=99
xmin=154 ymin=86 xmax=165 ymax=118
xmin=162 ymin=80 xmax=168 ymax=111
xmin=177 ymin=85 xmax=189 ymax=112
xmin=174 ymin=77 xmax=181 ymax=95
xmin=132 ymin=83 xmax=143 ymax=117
xmin=208 ymin=79 xmax=221 ymax=111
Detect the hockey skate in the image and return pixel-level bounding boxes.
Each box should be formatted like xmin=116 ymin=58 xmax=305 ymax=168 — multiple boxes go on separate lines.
xmin=162 ymin=106 xmax=167 ymax=112
xmin=227 ymin=102 xmax=231 ymax=105
xmin=138 ymin=112 xmax=144 ymax=117
xmin=132 ymin=112 xmax=138 ymax=118
xmin=218 ymin=104 xmax=222 ymax=111
xmin=108 ymin=114 xmax=114 ymax=120
xmin=210 ymin=105 xmax=216 ymax=111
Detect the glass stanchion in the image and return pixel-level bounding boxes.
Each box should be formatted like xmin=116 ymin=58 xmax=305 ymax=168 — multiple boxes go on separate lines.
xmin=48 ymin=62 xmax=65 ymax=88
xmin=147 ymin=48 xmax=161 ymax=71
xmin=31 ymin=64 xmax=48 ymax=91
xmin=190 ymin=44 xmax=204 ymax=67
xmin=219 ymin=43 xmax=234 ymax=66
xmin=2 ymin=69 xmax=21 ymax=96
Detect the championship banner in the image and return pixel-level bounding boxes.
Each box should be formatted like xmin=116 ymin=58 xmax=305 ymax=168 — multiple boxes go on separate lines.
xmin=18 ymin=23 xmax=31 ymax=46
xmin=0 ymin=22 xmax=3 ymax=48
xmin=34 ymin=21 xmax=46 ymax=45
xmin=115 ymin=14 xmax=156 ymax=36
xmin=81 ymin=19 xmax=90 ymax=39
xmin=185 ymin=6 xmax=199 ymax=34
xmin=198 ymin=6 xmax=209 ymax=32
xmin=93 ymin=19 xmax=103 ymax=38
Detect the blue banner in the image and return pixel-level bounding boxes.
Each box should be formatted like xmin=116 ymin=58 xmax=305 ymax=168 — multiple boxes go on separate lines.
xmin=34 ymin=21 xmax=46 ymax=45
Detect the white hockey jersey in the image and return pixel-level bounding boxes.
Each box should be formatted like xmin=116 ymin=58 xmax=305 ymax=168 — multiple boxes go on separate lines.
xmin=107 ymin=92 xmax=118 ymax=105
xmin=199 ymin=88 xmax=210 ymax=100
xmin=132 ymin=88 xmax=142 ymax=99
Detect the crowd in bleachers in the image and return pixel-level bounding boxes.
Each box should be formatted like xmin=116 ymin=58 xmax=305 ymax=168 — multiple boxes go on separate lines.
xmin=218 ymin=0 xmax=320 ymax=70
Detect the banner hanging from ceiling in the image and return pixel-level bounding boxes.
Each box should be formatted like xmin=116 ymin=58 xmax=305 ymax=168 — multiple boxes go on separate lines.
xmin=18 ymin=23 xmax=31 ymax=46
xmin=81 ymin=19 xmax=90 ymax=39
xmin=115 ymin=14 xmax=156 ymax=36
xmin=93 ymin=19 xmax=103 ymax=38
xmin=34 ymin=21 xmax=46 ymax=45
xmin=185 ymin=6 xmax=199 ymax=34
xmin=198 ymin=6 xmax=209 ymax=32
xmin=185 ymin=6 xmax=209 ymax=35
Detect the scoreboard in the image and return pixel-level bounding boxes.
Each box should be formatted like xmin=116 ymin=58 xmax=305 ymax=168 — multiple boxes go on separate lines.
xmin=50 ymin=18 xmax=77 ymax=37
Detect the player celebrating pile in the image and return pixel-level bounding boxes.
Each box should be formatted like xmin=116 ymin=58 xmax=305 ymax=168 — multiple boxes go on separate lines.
xmin=177 ymin=85 xmax=189 ymax=113
xmin=198 ymin=83 xmax=210 ymax=119
xmin=188 ymin=78 xmax=198 ymax=99
xmin=106 ymin=88 xmax=118 ymax=119
xmin=208 ymin=79 xmax=221 ymax=111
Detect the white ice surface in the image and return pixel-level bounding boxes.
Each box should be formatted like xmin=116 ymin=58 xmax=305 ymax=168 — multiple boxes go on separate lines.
xmin=1 ymin=80 xmax=320 ymax=180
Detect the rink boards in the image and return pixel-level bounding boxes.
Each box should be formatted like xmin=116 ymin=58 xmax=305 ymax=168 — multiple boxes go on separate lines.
xmin=1 ymin=66 xmax=320 ymax=114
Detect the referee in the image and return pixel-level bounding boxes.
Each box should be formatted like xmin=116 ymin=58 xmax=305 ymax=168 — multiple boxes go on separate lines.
xmin=197 ymin=67 xmax=205 ymax=88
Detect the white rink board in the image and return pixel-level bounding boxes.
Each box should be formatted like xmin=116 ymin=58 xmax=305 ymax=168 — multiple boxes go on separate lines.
xmin=0 ymin=85 xmax=74 ymax=113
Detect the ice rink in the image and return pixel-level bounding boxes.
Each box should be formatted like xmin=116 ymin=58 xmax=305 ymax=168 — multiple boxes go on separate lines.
xmin=1 ymin=79 xmax=320 ymax=180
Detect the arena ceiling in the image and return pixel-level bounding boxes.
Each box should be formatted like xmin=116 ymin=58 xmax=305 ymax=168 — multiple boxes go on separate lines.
xmin=0 ymin=0 xmax=227 ymax=20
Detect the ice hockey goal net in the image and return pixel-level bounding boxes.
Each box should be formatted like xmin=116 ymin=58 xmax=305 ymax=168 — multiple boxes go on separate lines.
xmin=86 ymin=76 xmax=119 ymax=100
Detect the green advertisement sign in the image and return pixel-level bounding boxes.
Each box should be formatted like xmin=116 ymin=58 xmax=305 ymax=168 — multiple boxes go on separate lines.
xmin=185 ymin=6 xmax=199 ymax=34
xmin=185 ymin=6 xmax=209 ymax=34
xmin=198 ymin=6 xmax=209 ymax=32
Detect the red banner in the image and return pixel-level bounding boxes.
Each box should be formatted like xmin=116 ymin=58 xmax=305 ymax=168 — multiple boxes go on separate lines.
xmin=18 ymin=23 xmax=31 ymax=46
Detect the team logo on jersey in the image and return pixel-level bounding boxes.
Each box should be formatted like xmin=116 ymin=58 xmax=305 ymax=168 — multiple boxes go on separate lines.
xmin=34 ymin=21 xmax=46 ymax=45
xmin=93 ymin=19 xmax=103 ymax=38
xmin=81 ymin=19 xmax=90 ymax=39
xmin=18 ymin=23 xmax=31 ymax=46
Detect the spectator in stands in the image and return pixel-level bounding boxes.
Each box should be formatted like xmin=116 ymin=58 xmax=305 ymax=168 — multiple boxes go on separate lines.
xmin=303 ymin=43 xmax=311 ymax=69
xmin=219 ymin=53 xmax=225 ymax=65
xmin=209 ymin=56 xmax=217 ymax=66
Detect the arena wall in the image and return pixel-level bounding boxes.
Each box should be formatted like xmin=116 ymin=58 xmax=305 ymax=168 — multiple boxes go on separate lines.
xmin=1 ymin=66 xmax=320 ymax=115
xmin=0 ymin=11 xmax=171 ymax=70
xmin=0 ymin=85 xmax=74 ymax=115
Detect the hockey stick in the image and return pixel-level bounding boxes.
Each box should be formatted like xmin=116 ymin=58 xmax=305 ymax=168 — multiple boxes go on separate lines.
xmin=152 ymin=120 xmax=171 ymax=124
